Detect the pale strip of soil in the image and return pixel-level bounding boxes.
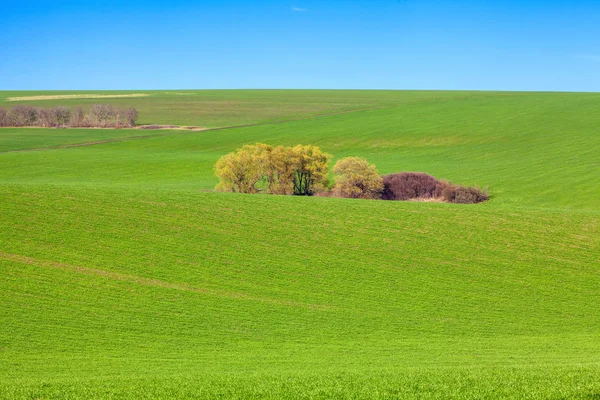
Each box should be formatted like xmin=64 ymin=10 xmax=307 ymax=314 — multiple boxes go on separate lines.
xmin=6 ymin=94 xmax=150 ymax=101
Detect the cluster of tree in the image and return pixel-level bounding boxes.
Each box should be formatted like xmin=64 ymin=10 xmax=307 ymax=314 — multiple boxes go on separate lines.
xmin=0 ymin=104 xmax=138 ymax=128
xmin=215 ymin=143 xmax=331 ymax=196
xmin=215 ymin=143 xmax=488 ymax=204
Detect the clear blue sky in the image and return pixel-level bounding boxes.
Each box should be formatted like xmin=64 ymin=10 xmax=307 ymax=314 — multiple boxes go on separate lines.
xmin=2 ymin=0 xmax=599 ymax=91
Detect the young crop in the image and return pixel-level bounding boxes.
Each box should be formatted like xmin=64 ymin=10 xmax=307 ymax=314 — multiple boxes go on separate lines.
xmin=1 ymin=90 xmax=599 ymax=399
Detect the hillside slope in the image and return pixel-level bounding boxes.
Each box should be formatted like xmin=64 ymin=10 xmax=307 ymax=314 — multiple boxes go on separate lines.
xmin=1 ymin=90 xmax=599 ymax=398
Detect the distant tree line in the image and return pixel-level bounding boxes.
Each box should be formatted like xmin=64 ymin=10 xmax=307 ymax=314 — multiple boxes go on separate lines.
xmin=0 ymin=104 xmax=138 ymax=128
xmin=215 ymin=143 xmax=489 ymax=204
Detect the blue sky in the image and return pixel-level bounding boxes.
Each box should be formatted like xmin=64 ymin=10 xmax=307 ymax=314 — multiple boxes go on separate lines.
xmin=1 ymin=0 xmax=599 ymax=91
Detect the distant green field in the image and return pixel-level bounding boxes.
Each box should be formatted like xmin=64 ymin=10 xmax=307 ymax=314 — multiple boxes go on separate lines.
xmin=1 ymin=90 xmax=599 ymax=399
xmin=0 ymin=89 xmax=442 ymax=128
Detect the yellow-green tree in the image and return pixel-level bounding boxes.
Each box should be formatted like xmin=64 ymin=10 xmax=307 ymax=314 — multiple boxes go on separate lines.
xmin=215 ymin=143 xmax=272 ymax=193
xmin=267 ymin=145 xmax=296 ymax=195
xmin=214 ymin=143 xmax=331 ymax=196
xmin=333 ymin=157 xmax=383 ymax=199
xmin=289 ymin=145 xmax=331 ymax=196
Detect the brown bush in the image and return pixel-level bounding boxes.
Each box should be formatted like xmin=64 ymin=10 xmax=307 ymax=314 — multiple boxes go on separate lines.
xmin=0 ymin=104 xmax=138 ymax=128
xmin=88 ymin=104 xmax=114 ymax=127
xmin=123 ymin=107 xmax=138 ymax=127
xmin=381 ymin=172 xmax=488 ymax=204
xmin=9 ymin=105 xmax=37 ymax=126
xmin=69 ymin=107 xmax=86 ymax=127
xmin=0 ymin=107 xmax=7 ymax=127
xmin=35 ymin=108 xmax=54 ymax=127
xmin=441 ymin=183 xmax=489 ymax=204
xmin=50 ymin=106 xmax=71 ymax=127
xmin=382 ymin=172 xmax=442 ymax=201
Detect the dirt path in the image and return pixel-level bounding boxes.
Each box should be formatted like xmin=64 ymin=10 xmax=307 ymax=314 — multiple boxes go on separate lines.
xmin=7 ymin=94 xmax=149 ymax=101
xmin=0 ymin=106 xmax=387 ymax=154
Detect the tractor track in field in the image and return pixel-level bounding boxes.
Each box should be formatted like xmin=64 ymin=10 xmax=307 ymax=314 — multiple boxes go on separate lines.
xmin=0 ymin=106 xmax=388 ymax=154
xmin=0 ymin=251 xmax=337 ymax=311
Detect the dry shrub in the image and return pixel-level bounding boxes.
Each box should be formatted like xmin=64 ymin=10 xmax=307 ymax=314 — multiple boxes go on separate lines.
xmin=8 ymin=105 xmax=37 ymax=126
xmin=86 ymin=104 xmax=137 ymax=128
xmin=35 ymin=108 xmax=53 ymax=127
xmin=50 ymin=106 xmax=71 ymax=127
xmin=441 ymin=183 xmax=489 ymax=204
xmin=123 ymin=107 xmax=138 ymax=127
xmin=381 ymin=172 xmax=488 ymax=204
xmin=0 ymin=107 xmax=7 ymax=127
xmin=88 ymin=104 xmax=115 ymax=127
xmin=382 ymin=172 xmax=442 ymax=201
xmin=0 ymin=104 xmax=138 ymax=128
xmin=69 ymin=107 xmax=86 ymax=127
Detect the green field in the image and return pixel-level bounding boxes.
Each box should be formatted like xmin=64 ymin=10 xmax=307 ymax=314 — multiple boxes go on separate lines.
xmin=1 ymin=90 xmax=599 ymax=399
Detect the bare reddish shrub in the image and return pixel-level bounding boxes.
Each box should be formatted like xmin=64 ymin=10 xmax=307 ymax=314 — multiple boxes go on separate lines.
xmin=0 ymin=111 xmax=7 ymax=127
xmin=114 ymin=108 xmax=123 ymax=128
xmin=69 ymin=107 xmax=86 ymax=127
xmin=0 ymin=104 xmax=139 ymax=129
xmin=441 ymin=183 xmax=489 ymax=204
xmin=381 ymin=172 xmax=488 ymax=204
xmin=36 ymin=108 xmax=54 ymax=127
xmin=50 ymin=106 xmax=71 ymax=127
xmin=9 ymin=105 xmax=37 ymax=126
xmin=0 ymin=107 xmax=7 ymax=127
xmin=88 ymin=104 xmax=114 ymax=127
xmin=382 ymin=172 xmax=442 ymax=201
xmin=123 ymin=107 xmax=138 ymax=127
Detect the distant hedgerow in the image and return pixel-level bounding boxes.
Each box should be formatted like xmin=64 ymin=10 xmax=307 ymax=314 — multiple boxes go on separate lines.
xmin=0 ymin=104 xmax=138 ymax=128
xmin=0 ymin=107 xmax=8 ymax=127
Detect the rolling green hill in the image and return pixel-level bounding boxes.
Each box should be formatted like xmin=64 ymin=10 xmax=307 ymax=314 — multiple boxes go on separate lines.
xmin=1 ymin=90 xmax=599 ymax=399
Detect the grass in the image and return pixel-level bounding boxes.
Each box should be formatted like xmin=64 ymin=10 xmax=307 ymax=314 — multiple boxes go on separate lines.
xmin=0 ymin=127 xmax=173 ymax=153
xmin=0 ymin=89 xmax=508 ymax=128
xmin=1 ymin=90 xmax=599 ymax=398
